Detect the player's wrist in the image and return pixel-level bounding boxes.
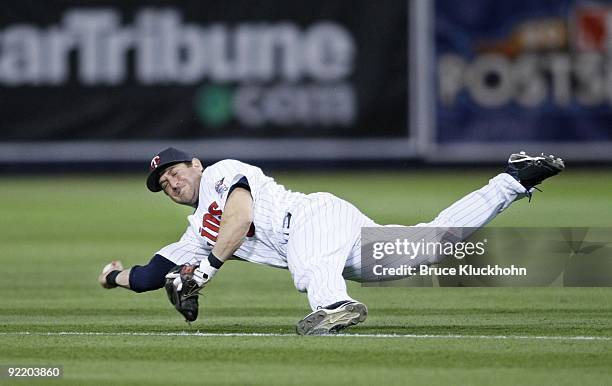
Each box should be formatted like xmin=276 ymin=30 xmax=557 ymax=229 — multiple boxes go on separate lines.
xmin=207 ymin=252 xmax=224 ymax=269
xmin=195 ymin=252 xmax=223 ymax=286
xmin=105 ymin=270 xmax=121 ymax=288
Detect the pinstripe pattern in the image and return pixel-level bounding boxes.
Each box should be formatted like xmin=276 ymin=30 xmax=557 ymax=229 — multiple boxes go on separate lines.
xmin=156 ymin=159 xmax=305 ymax=267
xmin=416 ymin=173 xmax=526 ymax=228
xmin=156 ymin=231 xmax=208 ymax=265
xmin=286 ymin=193 xmax=374 ymax=310
xmin=343 ymin=173 xmax=529 ymax=281
xmin=155 ymin=162 xmax=526 ymax=311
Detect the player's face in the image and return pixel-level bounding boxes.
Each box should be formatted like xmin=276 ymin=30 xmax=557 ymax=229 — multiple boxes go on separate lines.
xmin=158 ymin=159 xmax=203 ymax=207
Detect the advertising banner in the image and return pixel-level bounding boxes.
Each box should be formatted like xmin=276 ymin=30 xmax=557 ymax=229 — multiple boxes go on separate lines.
xmin=433 ymin=0 xmax=612 ymax=160
xmin=0 ymin=0 xmax=410 ymax=161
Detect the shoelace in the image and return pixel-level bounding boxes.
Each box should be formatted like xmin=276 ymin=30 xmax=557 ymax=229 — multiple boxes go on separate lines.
xmin=526 ymin=186 xmax=542 ymax=202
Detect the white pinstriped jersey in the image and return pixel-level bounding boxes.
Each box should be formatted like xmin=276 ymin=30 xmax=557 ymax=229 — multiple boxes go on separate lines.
xmin=155 ymin=162 xmax=528 ymax=310
xmin=156 ymin=159 xmax=305 ymax=267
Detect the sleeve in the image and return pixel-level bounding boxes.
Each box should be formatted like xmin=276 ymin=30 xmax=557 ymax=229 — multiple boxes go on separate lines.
xmin=227 ymin=176 xmax=251 ymax=197
xmin=209 ymin=160 xmax=268 ymax=209
xmin=155 ymin=231 xmax=210 ymax=265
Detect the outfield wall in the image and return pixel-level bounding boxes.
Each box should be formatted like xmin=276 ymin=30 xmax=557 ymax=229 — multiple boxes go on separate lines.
xmin=0 ymin=0 xmax=611 ymax=164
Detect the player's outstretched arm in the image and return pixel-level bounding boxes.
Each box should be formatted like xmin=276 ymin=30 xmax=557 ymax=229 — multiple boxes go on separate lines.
xmin=99 ymin=254 xmax=176 ymax=292
xmin=212 ymin=187 xmax=254 ymax=261
xmin=193 ymin=187 xmax=254 ymax=286
xmin=162 ymin=188 xmax=254 ymax=322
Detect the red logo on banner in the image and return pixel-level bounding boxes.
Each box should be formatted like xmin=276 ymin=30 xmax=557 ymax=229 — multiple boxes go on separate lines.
xmin=575 ymin=7 xmax=608 ymax=51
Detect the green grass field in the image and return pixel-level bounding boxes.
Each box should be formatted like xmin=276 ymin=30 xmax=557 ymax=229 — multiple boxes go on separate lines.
xmin=1 ymin=169 xmax=611 ymax=385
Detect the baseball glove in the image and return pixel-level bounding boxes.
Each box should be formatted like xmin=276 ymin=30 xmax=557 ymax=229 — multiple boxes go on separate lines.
xmin=164 ymin=264 xmax=202 ymax=322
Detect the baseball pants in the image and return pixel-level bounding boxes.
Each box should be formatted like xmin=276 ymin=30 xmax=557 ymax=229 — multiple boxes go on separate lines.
xmin=286 ymin=173 xmax=528 ymax=310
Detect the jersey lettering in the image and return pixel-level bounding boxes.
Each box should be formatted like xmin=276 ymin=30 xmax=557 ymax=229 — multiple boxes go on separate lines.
xmin=208 ymin=201 xmax=222 ymax=216
xmin=200 ymin=201 xmax=255 ymax=243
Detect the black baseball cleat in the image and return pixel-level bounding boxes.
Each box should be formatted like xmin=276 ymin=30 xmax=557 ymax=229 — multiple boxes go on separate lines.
xmin=296 ymin=301 xmax=368 ymax=335
xmin=505 ymin=151 xmax=565 ymax=190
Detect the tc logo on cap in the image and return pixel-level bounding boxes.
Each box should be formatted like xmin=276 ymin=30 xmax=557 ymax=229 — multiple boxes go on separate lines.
xmin=150 ymin=156 xmax=161 ymax=170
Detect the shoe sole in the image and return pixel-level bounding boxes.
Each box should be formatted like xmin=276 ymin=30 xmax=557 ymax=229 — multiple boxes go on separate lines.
xmin=296 ymin=303 xmax=368 ymax=336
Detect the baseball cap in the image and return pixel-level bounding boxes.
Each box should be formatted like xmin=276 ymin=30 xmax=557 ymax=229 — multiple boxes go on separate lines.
xmin=146 ymin=147 xmax=193 ymax=192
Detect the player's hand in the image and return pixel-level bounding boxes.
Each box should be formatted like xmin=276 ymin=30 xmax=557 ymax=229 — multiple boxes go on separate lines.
xmin=98 ymin=260 xmax=123 ymax=289
xmin=193 ymin=259 xmax=219 ymax=287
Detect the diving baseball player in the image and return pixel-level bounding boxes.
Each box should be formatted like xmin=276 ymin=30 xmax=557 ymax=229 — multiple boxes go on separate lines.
xmin=99 ymin=148 xmax=564 ymax=335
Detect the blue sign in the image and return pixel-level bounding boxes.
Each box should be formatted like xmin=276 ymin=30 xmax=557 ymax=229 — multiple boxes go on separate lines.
xmin=435 ymin=0 xmax=612 ymax=144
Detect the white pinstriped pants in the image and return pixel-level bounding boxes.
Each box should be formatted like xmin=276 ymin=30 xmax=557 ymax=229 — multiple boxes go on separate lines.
xmin=286 ymin=173 xmax=528 ymax=310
